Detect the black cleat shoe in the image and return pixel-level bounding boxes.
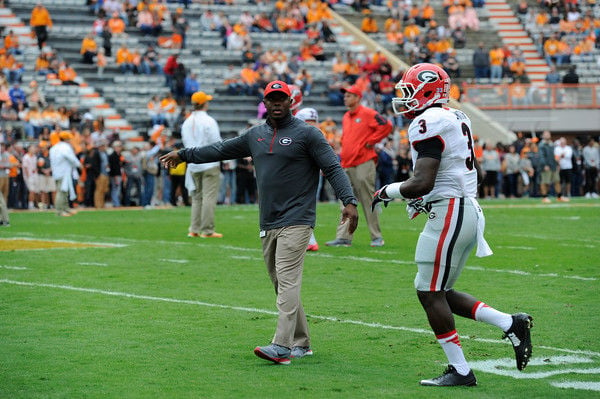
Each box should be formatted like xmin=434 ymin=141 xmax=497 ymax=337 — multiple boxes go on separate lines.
xmin=420 ymin=365 xmax=477 ymax=387
xmin=503 ymin=313 xmax=533 ymax=371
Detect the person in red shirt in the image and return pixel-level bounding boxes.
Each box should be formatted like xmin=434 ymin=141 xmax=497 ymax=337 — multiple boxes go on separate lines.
xmin=163 ymin=53 xmax=179 ymax=92
xmin=326 ymin=85 xmax=393 ymax=248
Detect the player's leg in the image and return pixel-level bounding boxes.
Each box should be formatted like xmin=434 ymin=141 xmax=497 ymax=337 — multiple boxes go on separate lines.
xmin=413 ymin=199 xmax=476 ymax=386
xmin=415 ymin=287 xmax=476 ymax=386
xmin=443 ymin=236 xmax=533 ymax=371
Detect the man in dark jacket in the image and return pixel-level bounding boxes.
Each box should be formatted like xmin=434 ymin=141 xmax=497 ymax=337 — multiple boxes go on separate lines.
xmin=472 ymin=42 xmax=490 ymax=82
xmin=108 ymin=140 xmax=124 ymax=207
xmin=160 ymin=80 xmax=359 ymax=365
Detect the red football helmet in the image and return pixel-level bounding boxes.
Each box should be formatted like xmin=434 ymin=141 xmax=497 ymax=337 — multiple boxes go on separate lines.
xmin=392 ymin=63 xmax=450 ymax=119
xmin=289 ymin=84 xmax=303 ymax=112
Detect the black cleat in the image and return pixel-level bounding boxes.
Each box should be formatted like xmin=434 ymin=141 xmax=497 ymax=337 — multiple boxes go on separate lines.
xmin=503 ymin=313 xmax=533 ymax=371
xmin=420 ymin=365 xmax=477 ymax=387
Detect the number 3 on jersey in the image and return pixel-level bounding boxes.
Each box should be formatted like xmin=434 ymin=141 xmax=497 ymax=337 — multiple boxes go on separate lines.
xmin=461 ymin=123 xmax=475 ymax=170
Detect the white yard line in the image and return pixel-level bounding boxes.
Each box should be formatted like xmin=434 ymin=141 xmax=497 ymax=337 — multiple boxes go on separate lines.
xmin=159 ymin=259 xmax=189 ymax=264
xmin=0 ymin=237 xmax=126 ymax=247
xmin=78 ymin=262 xmax=108 ymax=267
xmin=1 ymin=278 xmax=599 ymax=359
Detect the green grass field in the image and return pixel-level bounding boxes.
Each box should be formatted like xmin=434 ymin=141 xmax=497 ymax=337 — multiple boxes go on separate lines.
xmin=1 ymin=199 xmax=599 ymax=398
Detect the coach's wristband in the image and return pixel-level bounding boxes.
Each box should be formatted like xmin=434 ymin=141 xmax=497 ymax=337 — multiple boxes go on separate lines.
xmin=385 ymin=182 xmax=405 ymax=200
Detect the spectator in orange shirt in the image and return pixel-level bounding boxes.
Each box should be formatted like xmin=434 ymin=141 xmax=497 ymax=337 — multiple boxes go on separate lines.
xmin=489 ymin=45 xmax=504 ymax=82
xmin=107 ymin=12 xmax=126 ymax=37
xmin=344 ymin=58 xmax=361 ymax=84
xmin=1 ymin=52 xmax=24 ymax=85
xmin=361 ymin=14 xmax=379 ymax=33
xmin=34 ymin=52 xmax=52 ymax=76
xmin=331 ymin=52 xmax=347 ymax=75
xmin=403 ymin=19 xmax=421 ymax=40
xmin=535 ymin=9 xmax=549 ymax=26
xmin=160 ymin=92 xmax=178 ymax=127
xmin=309 ymin=38 xmax=326 ymax=61
xmin=509 ymin=57 xmax=527 ymax=83
xmin=30 ymin=2 xmax=53 ymax=50
xmin=116 ymin=43 xmax=134 ymax=74
xmin=421 ymin=1 xmax=436 ymax=26
xmin=4 ymin=30 xmax=21 ymax=56
xmin=557 ymin=38 xmax=572 ymax=65
xmin=299 ymin=39 xmax=315 ymax=61
xmin=58 ymin=62 xmax=80 ymax=86
xmin=80 ymin=33 xmax=98 ymax=64
xmin=306 ymin=2 xmax=327 ymax=25
xmin=543 ymin=33 xmax=562 ymax=66
xmin=240 ymin=62 xmax=260 ymax=96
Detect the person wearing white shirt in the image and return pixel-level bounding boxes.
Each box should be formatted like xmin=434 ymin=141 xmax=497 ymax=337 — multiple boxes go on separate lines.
xmin=22 ymin=144 xmax=40 ymax=209
xmin=583 ymin=137 xmax=599 ymax=198
xmin=49 ymin=131 xmax=81 ymax=216
xmin=554 ymin=137 xmax=573 ymax=199
xmin=182 ymin=91 xmax=223 ymax=238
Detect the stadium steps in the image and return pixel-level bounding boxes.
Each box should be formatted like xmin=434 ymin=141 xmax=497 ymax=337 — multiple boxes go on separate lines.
xmin=9 ymin=1 xmax=137 ymax=137
xmin=485 ymin=0 xmax=549 ymax=83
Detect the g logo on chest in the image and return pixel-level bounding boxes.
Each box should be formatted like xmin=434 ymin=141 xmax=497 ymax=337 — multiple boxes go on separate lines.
xmin=279 ymin=137 xmax=292 ymax=146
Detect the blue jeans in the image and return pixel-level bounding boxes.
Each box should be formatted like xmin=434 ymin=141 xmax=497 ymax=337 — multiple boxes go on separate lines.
xmin=142 ymin=172 xmax=155 ymax=206
xmin=124 ymin=175 xmax=142 ymax=206
xmin=490 ymin=65 xmax=503 ymax=81
xmin=161 ymin=168 xmax=171 ymax=204
xmin=218 ymin=170 xmax=236 ymax=204
xmin=110 ymin=175 xmax=122 ymax=207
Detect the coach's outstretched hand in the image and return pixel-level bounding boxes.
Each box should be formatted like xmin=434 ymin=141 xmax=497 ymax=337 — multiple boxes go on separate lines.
xmin=159 ymin=150 xmax=183 ymax=169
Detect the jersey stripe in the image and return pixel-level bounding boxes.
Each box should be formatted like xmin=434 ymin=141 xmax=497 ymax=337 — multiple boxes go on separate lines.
xmin=431 ymin=198 xmax=456 ymax=291
xmin=441 ymin=198 xmax=464 ymax=289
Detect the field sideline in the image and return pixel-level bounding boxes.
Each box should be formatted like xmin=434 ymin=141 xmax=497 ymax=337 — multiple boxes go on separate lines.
xmin=1 ymin=199 xmax=599 ymax=398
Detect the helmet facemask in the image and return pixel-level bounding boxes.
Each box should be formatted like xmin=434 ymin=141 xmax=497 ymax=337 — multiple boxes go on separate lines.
xmin=391 ymin=64 xmax=450 ymax=119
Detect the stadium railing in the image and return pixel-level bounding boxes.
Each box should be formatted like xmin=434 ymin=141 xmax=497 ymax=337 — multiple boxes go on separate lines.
xmin=461 ymin=83 xmax=600 ymax=110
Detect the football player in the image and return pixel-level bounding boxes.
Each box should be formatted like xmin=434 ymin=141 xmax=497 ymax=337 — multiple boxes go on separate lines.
xmin=372 ymin=63 xmax=533 ymax=386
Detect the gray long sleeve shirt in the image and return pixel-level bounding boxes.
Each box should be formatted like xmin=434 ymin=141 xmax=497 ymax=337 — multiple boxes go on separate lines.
xmin=178 ymin=113 xmax=357 ymax=231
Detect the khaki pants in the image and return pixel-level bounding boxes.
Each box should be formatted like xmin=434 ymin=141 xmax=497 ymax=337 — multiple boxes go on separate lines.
xmin=0 ymin=177 xmax=9 ymax=223
xmin=189 ymin=166 xmax=221 ymax=235
xmin=54 ymin=178 xmax=69 ymax=214
xmin=261 ymin=225 xmax=312 ymax=349
xmin=94 ymin=174 xmax=109 ymax=208
xmin=336 ymin=160 xmax=382 ymax=241
xmin=0 ymin=176 xmax=8 ymax=201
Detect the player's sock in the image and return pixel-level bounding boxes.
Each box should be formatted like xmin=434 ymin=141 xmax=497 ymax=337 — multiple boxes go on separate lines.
xmin=308 ymin=232 xmax=317 ymax=246
xmin=437 ymin=330 xmax=470 ymax=376
xmin=472 ymin=301 xmax=513 ymax=331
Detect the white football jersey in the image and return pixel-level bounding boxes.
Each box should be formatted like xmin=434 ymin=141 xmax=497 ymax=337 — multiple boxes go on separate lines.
xmin=408 ymin=106 xmax=478 ymax=202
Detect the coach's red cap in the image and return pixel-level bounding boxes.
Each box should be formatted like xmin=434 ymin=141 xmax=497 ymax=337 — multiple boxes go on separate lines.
xmin=264 ymin=80 xmax=291 ymax=98
xmin=341 ymin=85 xmax=363 ymax=97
